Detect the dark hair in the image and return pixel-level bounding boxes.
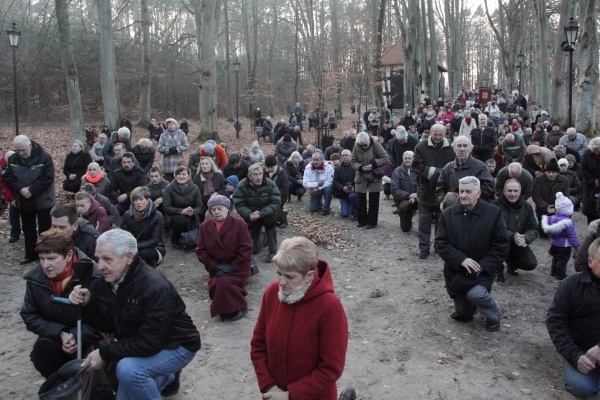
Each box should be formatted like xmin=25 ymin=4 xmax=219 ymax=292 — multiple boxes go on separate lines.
xmin=80 ymin=183 xmax=97 ymax=196
xmin=149 ymin=167 xmax=161 ymax=175
xmin=122 ymin=152 xmax=135 ymax=162
xmin=175 ymin=166 xmax=191 ymax=176
xmin=35 ymin=228 xmax=75 ymax=257
xmin=229 ymin=153 xmax=241 ymax=164
xmin=50 ymin=203 xmax=78 ymax=225
xmin=264 ymin=155 xmax=277 ymax=167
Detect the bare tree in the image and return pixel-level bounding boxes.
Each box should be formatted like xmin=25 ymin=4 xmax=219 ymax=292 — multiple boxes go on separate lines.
xmin=55 ymin=0 xmax=85 ymax=145
xmin=575 ymin=0 xmax=598 ymax=134
xmin=139 ymin=0 xmax=151 ymax=127
xmin=97 ymin=0 xmax=121 ymax=130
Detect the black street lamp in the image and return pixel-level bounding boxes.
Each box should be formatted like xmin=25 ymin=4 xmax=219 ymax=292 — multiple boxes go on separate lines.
xmin=7 ymin=22 xmax=21 ymax=136
xmin=516 ymin=50 xmax=524 ymax=95
xmin=563 ymin=16 xmax=579 ymax=128
xmin=233 ymin=57 xmax=241 ymax=139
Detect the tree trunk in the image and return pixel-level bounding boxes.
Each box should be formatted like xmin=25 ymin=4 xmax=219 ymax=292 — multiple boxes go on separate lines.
xmin=549 ymin=0 xmax=576 ymax=121
xmin=55 ymin=0 xmax=86 ymax=146
xmin=193 ymin=0 xmax=220 ymax=135
xmin=96 ymin=0 xmax=121 ymax=130
xmin=427 ymin=0 xmax=438 ymax=99
xmin=224 ymin=0 xmax=234 ymax=121
xmin=374 ymin=0 xmax=386 ymax=113
xmin=139 ymin=0 xmax=151 ymax=127
xmin=267 ymin=0 xmax=279 ymax=117
xmin=418 ymin=0 xmax=429 ymax=101
xmin=332 ymin=0 xmax=342 ymax=119
xmin=575 ymin=0 xmax=598 ymax=135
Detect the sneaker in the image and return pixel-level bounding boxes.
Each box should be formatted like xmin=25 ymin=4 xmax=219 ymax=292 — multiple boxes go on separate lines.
xmin=419 ymin=250 xmax=429 ymax=259
xmin=161 ymin=370 xmax=181 ymax=397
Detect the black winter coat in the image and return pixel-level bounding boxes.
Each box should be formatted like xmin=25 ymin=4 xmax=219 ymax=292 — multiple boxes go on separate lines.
xmin=435 ymin=200 xmax=510 ymax=295
xmin=162 ymin=181 xmax=204 ymax=218
xmin=580 ymin=149 xmax=600 ymax=217
xmin=83 ymin=256 xmax=201 ymax=361
xmin=390 ymin=165 xmax=416 ymax=203
xmin=5 ymin=141 xmax=56 ymax=213
xmin=285 ymin=159 xmax=307 ymax=186
xmin=470 ymin=125 xmax=497 ymax=162
xmin=491 ymin=196 xmax=538 ymax=244
xmin=131 ymin=145 xmax=156 ymax=174
xmin=413 ymin=138 xmax=455 ymax=207
xmin=223 ymin=159 xmax=251 ymax=182
xmin=435 ymin=155 xmax=495 ymax=205
xmin=108 ymin=166 xmax=149 ymax=206
xmin=192 ymin=172 xmax=226 ymax=214
xmin=546 ymin=267 xmax=600 ymax=369
xmin=20 ymin=251 xmax=100 ymax=344
xmin=63 ymin=150 xmax=93 ymax=183
xmin=388 ymin=136 xmax=419 ymax=167
xmin=102 ymin=132 xmax=132 ymax=168
xmin=233 ymin=176 xmax=281 ymax=220
xmin=73 ymin=218 xmax=100 ymax=259
xmin=121 ymin=202 xmax=165 ymax=255
xmin=333 ymin=162 xmax=356 ymax=198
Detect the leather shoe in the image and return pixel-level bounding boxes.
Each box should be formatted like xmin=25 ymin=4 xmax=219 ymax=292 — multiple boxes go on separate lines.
xmin=321 ymin=210 xmax=330 ymax=216
xmin=20 ymin=256 xmax=38 ymax=265
xmin=338 ymin=387 xmax=356 ymax=400
xmin=507 ymin=268 xmax=518 ymax=276
xmin=265 ymin=251 xmax=276 ymax=263
xmin=8 ymin=236 xmax=19 ymax=243
xmin=161 ymin=370 xmax=181 ymax=397
xmin=451 ymin=312 xmax=473 ymax=323
xmin=419 ymin=250 xmax=429 ymax=259
xmin=357 ymin=223 xmax=366 ymax=228
xmin=485 ymin=321 xmax=500 ymax=332
xmin=226 ymin=309 xmax=248 ymax=321
xmin=365 ymin=225 xmax=375 ymax=229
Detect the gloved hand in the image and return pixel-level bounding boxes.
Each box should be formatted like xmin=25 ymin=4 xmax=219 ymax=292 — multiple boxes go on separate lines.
xmin=169 ymin=146 xmax=178 ymax=154
xmin=215 ymin=264 xmax=235 ymax=277
xmin=262 ymin=386 xmax=288 ymax=400
xmin=429 ymin=170 xmax=441 ymax=190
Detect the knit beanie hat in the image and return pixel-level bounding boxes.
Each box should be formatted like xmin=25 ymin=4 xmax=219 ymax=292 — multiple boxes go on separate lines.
xmin=252 ymin=141 xmax=259 ymax=149
xmin=207 ymin=194 xmax=231 ymax=209
xmin=225 ymin=175 xmax=239 ymax=188
xmin=283 ymin=134 xmax=292 ymax=142
xmin=204 ymin=140 xmax=216 ymax=155
xmin=565 ymin=154 xmax=576 ymax=164
xmin=557 ymin=158 xmax=569 ymax=167
xmin=264 ymin=155 xmax=277 ymax=167
xmin=545 ymin=159 xmax=560 ymax=172
xmin=555 ymin=192 xmax=573 ymax=215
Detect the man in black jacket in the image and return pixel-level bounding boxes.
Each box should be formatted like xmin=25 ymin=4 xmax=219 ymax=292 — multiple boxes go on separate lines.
xmin=50 ymin=204 xmax=99 ymax=259
xmin=435 ymin=176 xmax=509 ymax=332
xmin=69 ymin=229 xmax=200 ymax=398
xmin=491 ymin=179 xmax=538 ymax=282
xmin=108 ymin=153 xmax=149 ymax=215
xmin=333 ymin=150 xmax=358 ymax=220
xmin=546 ymin=238 xmax=600 ymax=399
xmin=5 ymin=135 xmax=56 ymax=264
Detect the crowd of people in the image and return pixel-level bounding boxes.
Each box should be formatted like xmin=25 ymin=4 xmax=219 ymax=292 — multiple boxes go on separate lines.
xmin=6 ymin=89 xmax=600 ymax=398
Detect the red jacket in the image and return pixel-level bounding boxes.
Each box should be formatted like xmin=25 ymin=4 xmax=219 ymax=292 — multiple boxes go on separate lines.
xmin=195 ymin=214 xmax=253 ymax=317
xmin=200 ymin=145 xmax=228 ymax=170
xmin=250 ymin=260 xmax=348 ymax=400
xmin=0 ymin=157 xmax=15 ymax=202
xmin=82 ymin=199 xmax=111 ymax=234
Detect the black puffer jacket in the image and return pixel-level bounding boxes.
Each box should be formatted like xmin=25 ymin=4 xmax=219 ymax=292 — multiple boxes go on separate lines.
xmin=233 ymin=176 xmax=281 ymax=221
xmin=491 ymin=196 xmax=538 ymax=244
xmin=83 ymin=256 xmax=201 ymax=361
xmin=121 ymin=201 xmax=165 ymax=255
xmin=108 ymin=166 xmax=149 ymax=206
xmin=162 ymin=181 xmax=203 ymax=217
xmin=546 ymin=267 xmax=600 ymax=369
xmin=20 ymin=251 xmax=100 ymax=344
xmin=5 ymin=141 xmax=56 ymax=213
xmin=333 ymin=162 xmax=356 ymax=198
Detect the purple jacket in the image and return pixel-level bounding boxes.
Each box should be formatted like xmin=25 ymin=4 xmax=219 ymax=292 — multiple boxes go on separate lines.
xmin=541 ymin=213 xmax=580 ymax=248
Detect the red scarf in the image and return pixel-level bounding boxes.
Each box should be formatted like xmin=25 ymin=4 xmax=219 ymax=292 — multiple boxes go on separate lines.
xmin=212 ymin=218 xmax=224 ymax=233
xmin=50 ymin=253 xmax=77 ymax=297
xmin=84 ymin=172 xmax=103 ymax=184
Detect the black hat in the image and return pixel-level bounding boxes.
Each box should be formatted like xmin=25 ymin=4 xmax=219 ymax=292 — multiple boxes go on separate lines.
xmin=552 ymin=122 xmax=561 ymax=127
xmin=265 ymin=154 xmax=277 ymax=167
xmin=39 ymin=359 xmax=87 ymax=400
xmin=545 ymin=159 xmax=560 ymax=172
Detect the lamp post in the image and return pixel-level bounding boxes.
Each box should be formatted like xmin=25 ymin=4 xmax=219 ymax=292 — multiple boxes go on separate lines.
xmin=233 ymin=57 xmax=240 ymax=139
xmin=451 ymin=68 xmax=456 ymax=101
xmin=7 ymin=22 xmax=21 ymax=136
xmin=563 ymin=16 xmax=579 ymax=128
xmin=516 ymin=50 xmax=524 ymax=96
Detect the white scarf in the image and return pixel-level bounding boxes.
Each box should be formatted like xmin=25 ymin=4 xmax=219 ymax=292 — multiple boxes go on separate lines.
xmin=278 ymin=275 xmax=314 ymax=304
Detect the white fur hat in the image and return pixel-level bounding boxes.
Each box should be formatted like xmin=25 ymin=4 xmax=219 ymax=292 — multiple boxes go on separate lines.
xmin=555 ymin=192 xmax=573 ymax=215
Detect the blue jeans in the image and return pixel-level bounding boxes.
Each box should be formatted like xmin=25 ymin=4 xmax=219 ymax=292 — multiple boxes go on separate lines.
xmin=339 ymin=192 xmax=358 ymax=217
xmin=563 ymin=358 xmax=600 ymax=398
xmin=453 ymin=285 xmax=499 ymax=324
xmin=309 ymin=186 xmax=333 ymax=213
xmin=116 ymin=346 xmax=196 ymax=400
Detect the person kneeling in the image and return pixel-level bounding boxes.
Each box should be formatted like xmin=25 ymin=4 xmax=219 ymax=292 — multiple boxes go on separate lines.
xmin=69 ymin=229 xmax=201 ymax=399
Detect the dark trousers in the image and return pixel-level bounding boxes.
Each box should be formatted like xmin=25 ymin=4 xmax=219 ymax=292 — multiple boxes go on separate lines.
xmin=550 ymin=245 xmax=572 ymax=277
xmin=357 ymin=191 xmax=380 ymax=226
xmin=398 ymin=200 xmax=419 ymax=232
xmin=170 ymin=214 xmax=198 ymax=245
xmin=247 ymin=214 xmax=277 ymax=253
xmin=383 ymin=183 xmax=391 ymax=196
xmin=21 ymin=207 xmax=52 ymax=258
xmin=139 ymin=248 xmax=162 ymax=267
xmin=418 ymin=203 xmax=441 ymax=252
xmin=30 ymin=337 xmax=74 ymax=378
xmin=506 ymin=242 xmax=538 ymax=271
xmin=9 ymin=204 xmax=21 ymax=238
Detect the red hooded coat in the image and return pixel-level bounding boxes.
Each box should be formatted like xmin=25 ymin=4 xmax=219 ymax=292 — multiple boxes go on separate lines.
xmin=250 ymin=260 xmax=348 ymax=400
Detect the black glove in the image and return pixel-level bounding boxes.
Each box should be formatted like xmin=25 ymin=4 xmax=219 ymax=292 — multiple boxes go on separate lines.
xmin=169 ymin=147 xmax=178 ymax=154
xmin=215 ymin=264 xmax=235 ymax=277
xmin=429 ymin=170 xmax=441 ymax=191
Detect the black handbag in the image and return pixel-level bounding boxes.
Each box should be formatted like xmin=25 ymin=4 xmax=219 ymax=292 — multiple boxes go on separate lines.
xmin=179 ymin=217 xmax=199 ymax=250
xmin=250 ymin=256 xmax=260 ymax=277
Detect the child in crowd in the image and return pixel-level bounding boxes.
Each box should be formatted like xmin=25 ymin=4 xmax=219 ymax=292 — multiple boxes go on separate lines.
xmin=541 ymin=192 xmax=580 ymax=280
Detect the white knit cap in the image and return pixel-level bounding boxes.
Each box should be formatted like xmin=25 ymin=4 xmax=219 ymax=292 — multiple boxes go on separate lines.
xmin=557 ymin=158 xmax=569 ymax=167
xmin=555 ymin=192 xmax=573 ymax=215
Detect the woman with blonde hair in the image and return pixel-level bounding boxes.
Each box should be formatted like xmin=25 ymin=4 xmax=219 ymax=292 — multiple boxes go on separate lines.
xmin=251 ymin=236 xmax=348 ymax=400
xmin=81 ymin=161 xmax=110 ymax=196
xmin=192 ymin=157 xmax=225 ymax=221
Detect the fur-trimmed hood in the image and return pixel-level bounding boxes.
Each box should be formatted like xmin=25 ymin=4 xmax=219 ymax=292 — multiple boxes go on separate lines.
xmin=542 ymin=214 xmax=572 ymax=234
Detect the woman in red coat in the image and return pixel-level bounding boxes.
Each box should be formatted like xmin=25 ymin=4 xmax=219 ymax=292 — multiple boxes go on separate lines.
xmin=195 ymin=194 xmax=253 ymax=321
xmin=250 ymin=237 xmax=348 ymax=400
xmin=74 ymin=191 xmax=111 ymax=233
